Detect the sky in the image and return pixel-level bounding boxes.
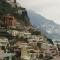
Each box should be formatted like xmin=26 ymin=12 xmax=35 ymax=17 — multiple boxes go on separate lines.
xmin=17 ymin=0 xmax=60 ymax=25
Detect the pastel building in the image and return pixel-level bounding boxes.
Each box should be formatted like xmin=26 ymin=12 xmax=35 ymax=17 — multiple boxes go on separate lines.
xmin=14 ymin=42 xmax=30 ymax=60
xmin=0 ymin=37 xmax=9 ymax=53
xmin=4 ymin=16 xmax=16 ymax=28
xmin=0 ymin=37 xmax=9 ymax=47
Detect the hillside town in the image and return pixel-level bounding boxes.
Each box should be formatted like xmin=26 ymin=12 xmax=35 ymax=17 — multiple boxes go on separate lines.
xmin=0 ymin=0 xmax=60 ymax=60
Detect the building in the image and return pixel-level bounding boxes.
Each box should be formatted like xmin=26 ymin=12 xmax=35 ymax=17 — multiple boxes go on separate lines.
xmin=28 ymin=49 xmax=39 ymax=60
xmin=0 ymin=37 xmax=9 ymax=53
xmin=6 ymin=0 xmax=17 ymax=7
xmin=19 ymin=31 xmax=31 ymax=38
xmin=7 ymin=30 xmax=19 ymax=37
xmin=14 ymin=41 xmax=30 ymax=60
xmin=17 ymin=7 xmax=27 ymax=15
xmin=6 ymin=0 xmax=15 ymax=3
xmin=41 ymin=43 xmax=57 ymax=56
xmin=4 ymin=15 xmax=16 ymax=28
xmin=49 ymin=45 xmax=57 ymax=56
xmin=0 ymin=37 xmax=9 ymax=47
xmin=21 ymin=46 xmax=30 ymax=60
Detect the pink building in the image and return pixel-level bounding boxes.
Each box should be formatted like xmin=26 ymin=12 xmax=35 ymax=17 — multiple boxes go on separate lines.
xmin=4 ymin=16 xmax=16 ymax=28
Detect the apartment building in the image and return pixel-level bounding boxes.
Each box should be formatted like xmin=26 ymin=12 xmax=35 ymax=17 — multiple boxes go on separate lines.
xmin=4 ymin=15 xmax=16 ymax=28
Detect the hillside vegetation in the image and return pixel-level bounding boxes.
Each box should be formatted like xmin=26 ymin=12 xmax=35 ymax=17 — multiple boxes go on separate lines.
xmin=0 ymin=0 xmax=30 ymax=26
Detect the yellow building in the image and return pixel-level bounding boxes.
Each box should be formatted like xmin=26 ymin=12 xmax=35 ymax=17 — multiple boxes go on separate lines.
xmin=21 ymin=46 xmax=30 ymax=60
xmin=14 ymin=41 xmax=30 ymax=60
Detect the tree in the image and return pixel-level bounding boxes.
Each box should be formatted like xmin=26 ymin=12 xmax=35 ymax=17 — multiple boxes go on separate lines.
xmin=16 ymin=36 xmax=28 ymax=43
xmin=31 ymin=31 xmax=41 ymax=35
xmin=47 ymin=38 xmax=53 ymax=45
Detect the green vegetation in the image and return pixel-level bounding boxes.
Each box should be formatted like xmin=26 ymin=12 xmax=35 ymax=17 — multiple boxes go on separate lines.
xmin=0 ymin=0 xmax=16 ymax=16
xmin=16 ymin=36 xmax=28 ymax=43
xmin=47 ymin=38 xmax=53 ymax=45
xmin=31 ymin=30 xmax=41 ymax=35
xmin=0 ymin=0 xmax=30 ymax=26
xmin=29 ymin=28 xmax=41 ymax=35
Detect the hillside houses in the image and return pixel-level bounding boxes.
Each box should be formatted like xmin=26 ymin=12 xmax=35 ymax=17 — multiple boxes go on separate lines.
xmin=0 ymin=37 xmax=9 ymax=53
xmin=0 ymin=15 xmax=57 ymax=60
xmin=0 ymin=37 xmax=9 ymax=47
xmin=0 ymin=0 xmax=57 ymax=59
xmin=3 ymin=15 xmax=16 ymax=28
xmin=10 ymin=29 xmax=54 ymax=60
xmin=6 ymin=0 xmax=17 ymax=7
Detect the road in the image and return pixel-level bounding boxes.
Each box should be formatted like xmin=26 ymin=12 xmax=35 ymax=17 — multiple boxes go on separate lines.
xmin=52 ymin=56 xmax=60 ymax=60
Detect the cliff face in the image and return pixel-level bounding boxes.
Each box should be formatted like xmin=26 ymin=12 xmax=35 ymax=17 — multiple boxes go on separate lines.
xmin=0 ymin=0 xmax=31 ymax=26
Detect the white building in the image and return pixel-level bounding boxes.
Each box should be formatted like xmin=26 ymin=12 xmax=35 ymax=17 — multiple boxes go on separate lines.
xmin=41 ymin=43 xmax=57 ymax=56
xmin=7 ymin=30 xmax=19 ymax=37
xmin=0 ymin=37 xmax=9 ymax=53
xmin=0 ymin=37 xmax=9 ymax=47
xmin=6 ymin=0 xmax=17 ymax=7
xmin=19 ymin=31 xmax=31 ymax=38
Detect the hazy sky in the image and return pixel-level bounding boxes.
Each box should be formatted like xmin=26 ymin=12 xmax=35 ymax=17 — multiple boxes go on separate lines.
xmin=17 ymin=0 xmax=60 ymax=25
